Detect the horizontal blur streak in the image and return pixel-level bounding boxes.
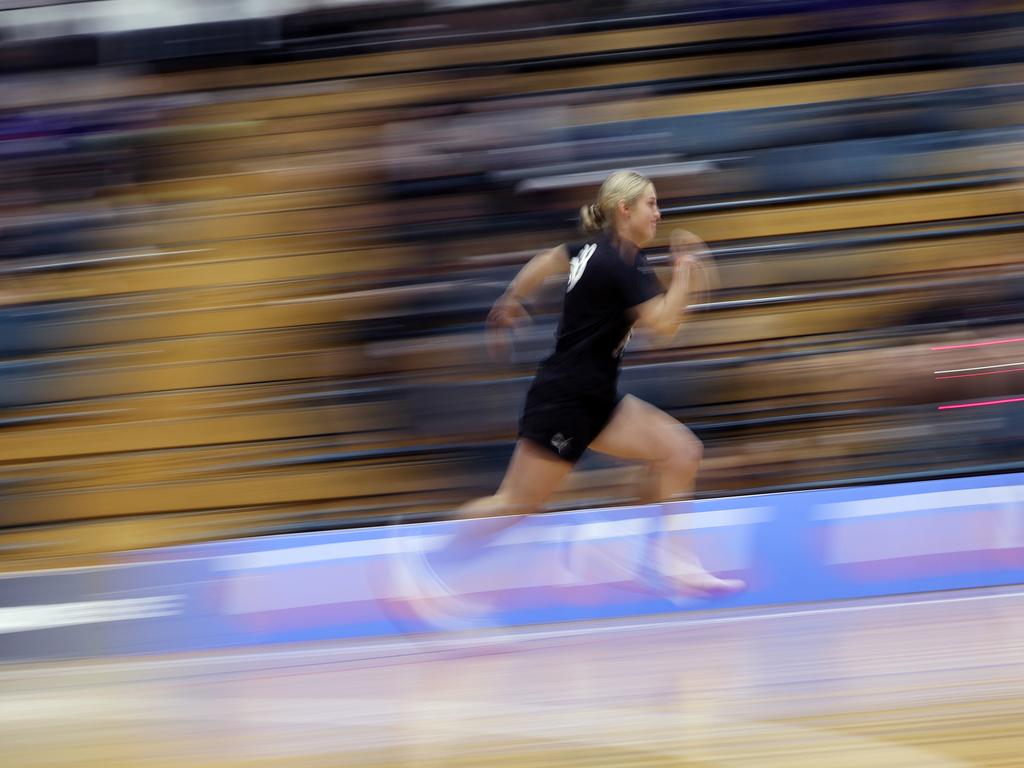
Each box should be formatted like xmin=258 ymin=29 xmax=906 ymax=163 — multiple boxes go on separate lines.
xmin=932 ymin=337 xmax=1024 ymax=350
xmin=938 ymin=396 xmax=1024 ymax=410
xmin=935 ymin=361 xmax=1024 ymax=374
xmin=936 ymin=367 xmax=1024 ymax=380
xmin=0 ymin=0 xmax=1022 ymax=573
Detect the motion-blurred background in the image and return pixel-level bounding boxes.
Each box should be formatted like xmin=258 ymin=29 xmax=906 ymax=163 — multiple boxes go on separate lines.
xmin=2 ymin=0 xmax=1024 ymax=570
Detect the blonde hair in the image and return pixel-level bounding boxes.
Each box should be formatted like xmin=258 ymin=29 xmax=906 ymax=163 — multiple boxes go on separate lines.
xmin=579 ymin=170 xmax=652 ymax=234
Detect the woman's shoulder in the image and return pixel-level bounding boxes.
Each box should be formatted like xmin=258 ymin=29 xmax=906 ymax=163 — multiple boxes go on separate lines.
xmin=565 ymin=233 xmax=599 ymax=250
xmin=565 ymin=233 xmax=616 ymax=258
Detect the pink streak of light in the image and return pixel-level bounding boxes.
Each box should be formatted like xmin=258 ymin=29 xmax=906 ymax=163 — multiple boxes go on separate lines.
xmin=931 ymin=337 xmax=1024 ymax=351
xmin=938 ymin=397 xmax=1024 ymax=410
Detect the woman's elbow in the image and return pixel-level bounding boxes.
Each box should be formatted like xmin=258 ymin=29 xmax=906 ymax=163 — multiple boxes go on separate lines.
xmin=647 ymin=319 xmax=680 ymax=342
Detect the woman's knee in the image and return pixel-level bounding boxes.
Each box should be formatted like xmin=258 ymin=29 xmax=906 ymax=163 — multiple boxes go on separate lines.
xmin=663 ymin=427 xmax=703 ymax=473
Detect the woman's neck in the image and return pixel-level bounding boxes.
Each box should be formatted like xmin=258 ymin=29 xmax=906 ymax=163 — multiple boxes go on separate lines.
xmin=610 ymin=228 xmax=640 ymax=259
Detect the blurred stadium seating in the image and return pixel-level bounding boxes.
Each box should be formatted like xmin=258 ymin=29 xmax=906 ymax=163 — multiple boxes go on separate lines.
xmin=2 ymin=0 xmax=1024 ymax=568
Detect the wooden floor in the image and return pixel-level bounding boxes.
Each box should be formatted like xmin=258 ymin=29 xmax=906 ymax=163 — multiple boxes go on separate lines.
xmin=3 ymin=586 xmax=1023 ymax=767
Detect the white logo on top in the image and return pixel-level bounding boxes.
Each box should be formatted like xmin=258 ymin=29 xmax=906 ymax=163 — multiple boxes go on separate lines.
xmin=567 ymin=243 xmax=596 ymax=292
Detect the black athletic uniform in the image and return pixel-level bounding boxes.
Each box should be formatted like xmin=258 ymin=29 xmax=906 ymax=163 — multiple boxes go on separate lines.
xmin=519 ymin=232 xmax=663 ymax=462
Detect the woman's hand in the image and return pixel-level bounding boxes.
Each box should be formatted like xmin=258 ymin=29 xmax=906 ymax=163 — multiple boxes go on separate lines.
xmin=486 ymin=293 xmax=531 ymax=361
xmin=670 ymin=228 xmax=719 ymax=304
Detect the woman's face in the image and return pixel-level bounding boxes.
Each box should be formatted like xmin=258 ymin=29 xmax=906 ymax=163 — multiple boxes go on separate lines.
xmin=622 ymin=183 xmax=661 ymax=246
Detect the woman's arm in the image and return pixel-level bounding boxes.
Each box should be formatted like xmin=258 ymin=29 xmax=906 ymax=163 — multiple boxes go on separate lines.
xmin=634 ymin=230 xmax=712 ymax=339
xmin=504 ymin=245 xmax=570 ymax=301
xmin=487 ymin=244 xmax=570 ymax=356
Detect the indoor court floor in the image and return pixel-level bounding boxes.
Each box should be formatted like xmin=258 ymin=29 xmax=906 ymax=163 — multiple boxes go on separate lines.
xmin=3 ymin=585 xmax=1023 ymax=767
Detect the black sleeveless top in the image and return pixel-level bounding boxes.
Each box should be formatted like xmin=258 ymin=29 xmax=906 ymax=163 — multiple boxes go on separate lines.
xmin=530 ymin=232 xmax=663 ymax=401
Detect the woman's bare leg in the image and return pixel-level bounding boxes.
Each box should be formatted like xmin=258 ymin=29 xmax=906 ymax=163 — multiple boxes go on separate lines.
xmin=590 ymin=395 xmax=744 ymax=596
xmin=432 ymin=439 xmax=573 ymax=566
xmin=391 ymin=439 xmax=572 ymax=627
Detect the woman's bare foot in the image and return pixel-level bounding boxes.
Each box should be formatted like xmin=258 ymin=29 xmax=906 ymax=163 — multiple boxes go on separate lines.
xmin=653 ymin=543 xmax=746 ymax=599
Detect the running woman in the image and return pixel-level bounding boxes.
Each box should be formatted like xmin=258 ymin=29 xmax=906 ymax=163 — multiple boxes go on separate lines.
xmin=409 ymin=170 xmax=744 ymax=618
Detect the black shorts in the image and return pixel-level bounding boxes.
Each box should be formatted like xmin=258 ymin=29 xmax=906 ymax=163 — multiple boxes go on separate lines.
xmin=518 ymin=387 xmax=621 ymax=463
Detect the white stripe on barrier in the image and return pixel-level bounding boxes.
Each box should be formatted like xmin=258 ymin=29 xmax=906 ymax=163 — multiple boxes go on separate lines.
xmin=215 ymin=507 xmax=774 ymax=572
xmin=0 ymin=596 xmax=183 ymax=635
xmin=665 ymin=507 xmax=774 ymax=531
xmin=815 ymin=486 xmax=1023 ymax=519
xmin=211 ymin=534 xmax=448 ymax=571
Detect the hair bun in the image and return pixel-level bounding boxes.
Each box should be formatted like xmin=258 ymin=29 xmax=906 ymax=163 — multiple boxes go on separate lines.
xmin=579 ymin=202 xmax=605 ymax=233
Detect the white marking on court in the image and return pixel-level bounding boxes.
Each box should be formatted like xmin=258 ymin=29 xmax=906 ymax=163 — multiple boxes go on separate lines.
xmin=1 ymin=587 xmax=1023 ymax=681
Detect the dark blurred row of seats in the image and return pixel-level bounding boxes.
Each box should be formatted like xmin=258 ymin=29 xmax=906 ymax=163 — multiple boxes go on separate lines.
xmin=1 ymin=0 xmax=1023 ymax=567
